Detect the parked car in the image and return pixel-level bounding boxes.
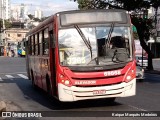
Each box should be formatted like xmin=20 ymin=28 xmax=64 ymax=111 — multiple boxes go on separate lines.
xmin=136 ymin=65 xmax=144 ymax=82
xmin=136 ymin=55 xmax=148 ymax=67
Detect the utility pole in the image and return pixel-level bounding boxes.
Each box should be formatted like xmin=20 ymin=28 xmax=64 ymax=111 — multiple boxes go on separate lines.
xmin=154 ymin=7 xmax=158 ymax=58
xmin=2 ymin=1 xmax=7 ymax=56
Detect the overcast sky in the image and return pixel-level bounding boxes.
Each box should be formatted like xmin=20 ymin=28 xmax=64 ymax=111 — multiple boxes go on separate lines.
xmin=11 ymin=0 xmax=78 ymax=17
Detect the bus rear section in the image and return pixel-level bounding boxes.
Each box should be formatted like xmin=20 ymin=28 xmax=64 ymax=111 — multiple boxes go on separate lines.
xmin=56 ymin=10 xmax=136 ymax=101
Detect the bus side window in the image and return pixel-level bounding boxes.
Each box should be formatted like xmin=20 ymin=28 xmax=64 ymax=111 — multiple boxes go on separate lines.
xmin=31 ymin=35 xmax=34 ymax=55
xmin=39 ymin=31 xmax=43 ymax=55
xmin=49 ymin=30 xmax=54 ymax=48
xmin=43 ymin=28 xmax=49 ymax=55
xmin=35 ymin=33 xmax=38 ymax=55
xmin=32 ymin=35 xmax=35 ymax=55
xmin=28 ymin=37 xmax=31 ymax=55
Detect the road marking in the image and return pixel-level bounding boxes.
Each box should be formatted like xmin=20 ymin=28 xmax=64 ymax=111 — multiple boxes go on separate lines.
xmin=127 ymin=104 xmax=147 ymax=111
xmin=0 ymin=72 xmax=27 ymax=75
xmin=0 ymin=77 xmax=3 ymax=81
xmin=5 ymin=75 xmax=14 ymax=80
xmin=17 ymin=74 xmax=28 ymax=79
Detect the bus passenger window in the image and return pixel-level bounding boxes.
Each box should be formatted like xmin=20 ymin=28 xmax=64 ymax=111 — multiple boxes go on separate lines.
xmin=28 ymin=38 xmax=31 ymax=55
xmin=43 ymin=29 xmax=49 ymax=55
xmin=35 ymin=34 xmax=39 ymax=55
xmin=39 ymin=31 xmax=43 ymax=55
xmin=31 ymin=36 xmax=35 ymax=55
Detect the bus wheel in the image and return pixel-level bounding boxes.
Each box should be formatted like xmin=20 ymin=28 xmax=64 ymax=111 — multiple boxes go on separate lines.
xmin=31 ymin=70 xmax=36 ymax=89
xmin=46 ymin=75 xmax=52 ymax=96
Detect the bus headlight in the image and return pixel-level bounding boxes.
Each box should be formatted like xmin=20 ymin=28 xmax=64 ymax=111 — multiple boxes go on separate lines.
xmin=64 ymin=80 xmax=70 ymax=85
xmin=59 ymin=74 xmax=72 ymax=87
xmin=126 ymin=76 xmax=131 ymax=80
xmin=124 ymin=69 xmax=136 ymax=83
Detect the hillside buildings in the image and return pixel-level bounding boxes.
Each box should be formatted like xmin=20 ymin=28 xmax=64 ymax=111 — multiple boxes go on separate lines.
xmin=0 ymin=0 xmax=11 ymax=19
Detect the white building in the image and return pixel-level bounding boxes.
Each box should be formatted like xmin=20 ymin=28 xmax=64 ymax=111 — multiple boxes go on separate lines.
xmin=34 ymin=10 xmax=43 ymax=19
xmin=11 ymin=4 xmax=28 ymax=21
xmin=0 ymin=0 xmax=11 ymax=19
xmin=146 ymin=7 xmax=160 ymax=58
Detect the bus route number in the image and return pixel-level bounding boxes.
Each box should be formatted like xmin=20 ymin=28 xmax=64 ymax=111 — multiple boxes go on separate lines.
xmin=67 ymin=57 xmax=86 ymax=65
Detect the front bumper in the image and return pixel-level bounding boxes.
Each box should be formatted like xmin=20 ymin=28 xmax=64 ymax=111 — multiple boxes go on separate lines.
xmin=58 ymin=79 xmax=136 ymax=102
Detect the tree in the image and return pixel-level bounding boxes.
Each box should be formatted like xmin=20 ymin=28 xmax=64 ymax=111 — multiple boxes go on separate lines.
xmin=72 ymin=0 xmax=160 ymax=70
xmin=4 ymin=20 xmax=12 ymax=28
xmin=0 ymin=19 xmax=12 ymax=30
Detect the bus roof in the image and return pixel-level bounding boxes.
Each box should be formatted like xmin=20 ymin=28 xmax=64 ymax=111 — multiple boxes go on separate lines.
xmin=57 ymin=9 xmax=127 ymax=15
xmin=26 ymin=15 xmax=54 ymax=37
xmin=26 ymin=9 xmax=129 ymax=37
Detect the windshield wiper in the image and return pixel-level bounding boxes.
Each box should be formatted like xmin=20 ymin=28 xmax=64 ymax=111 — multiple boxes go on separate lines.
xmin=74 ymin=25 xmax=92 ymax=59
xmin=105 ymin=23 xmax=114 ymax=56
xmin=87 ymin=56 xmax=99 ymax=65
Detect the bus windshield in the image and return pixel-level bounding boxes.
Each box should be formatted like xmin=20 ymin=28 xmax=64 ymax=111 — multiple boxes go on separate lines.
xmin=58 ymin=26 xmax=131 ymax=66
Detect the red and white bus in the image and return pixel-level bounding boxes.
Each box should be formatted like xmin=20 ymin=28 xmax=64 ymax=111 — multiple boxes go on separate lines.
xmin=25 ymin=9 xmax=136 ymax=102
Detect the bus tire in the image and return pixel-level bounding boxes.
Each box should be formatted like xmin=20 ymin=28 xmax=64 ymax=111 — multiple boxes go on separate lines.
xmin=31 ymin=70 xmax=36 ymax=89
xmin=46 ymin=75 xmax=52 ymax=96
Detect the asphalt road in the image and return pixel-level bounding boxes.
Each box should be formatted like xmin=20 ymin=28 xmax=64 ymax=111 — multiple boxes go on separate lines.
xmin=0 ymin=57 xmax=160 ymax=120
xmin=0 ymin=57 xmax=26 ymax=74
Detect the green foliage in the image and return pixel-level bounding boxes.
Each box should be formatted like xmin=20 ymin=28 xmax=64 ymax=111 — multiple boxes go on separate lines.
xmin=0 ymin=19 xmax=12 ymax=29
xmin=76 ymin=0 xmax=107 ymax=9
xmin=72 ymin=0 xmax=154 ymax=10
xmin=133 ymin=32 xmax=139 ymax=40
xmin=5 ymin=20 xmax=12 ymax=28
xmin=28 ymin=14 xmax=34 ymax=20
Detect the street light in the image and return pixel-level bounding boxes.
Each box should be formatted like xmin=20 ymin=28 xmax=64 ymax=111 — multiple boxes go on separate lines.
xmin=1 ymin=2 xmax=7 ymax=56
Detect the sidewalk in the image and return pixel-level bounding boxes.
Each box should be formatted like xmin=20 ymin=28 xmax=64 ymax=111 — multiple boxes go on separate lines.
xmin=144 ymin=58 xmax=160 ymax=74
xmin=0 ymin=101 xmax=6 ymax=112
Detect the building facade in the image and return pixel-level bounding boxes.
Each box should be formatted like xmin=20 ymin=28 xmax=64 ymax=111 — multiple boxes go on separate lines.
xmin=5 ymin=28 xmax=29 ymax=43
xmin=0 ymin=0 xmax=11 ymax=19
xmin=149 ymin=7 xmax=160 ymax=58
xmin=5 ymin=28 xmax=29 ymax=56
xmin=34 ymin=10 xmax=43 ymax=19
xmin=11 ymin=4 xmax=28 ymax=21
xmin=142 ymin=7 xmax=160 ymax=58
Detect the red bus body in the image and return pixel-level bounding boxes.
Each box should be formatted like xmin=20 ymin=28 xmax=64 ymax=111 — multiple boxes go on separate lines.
xmin=26 ymin=9 xmax=136 ymax=102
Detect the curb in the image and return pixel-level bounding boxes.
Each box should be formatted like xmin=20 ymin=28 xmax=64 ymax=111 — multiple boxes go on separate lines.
xmin=0 ymin=101 xmax=6 ymax=112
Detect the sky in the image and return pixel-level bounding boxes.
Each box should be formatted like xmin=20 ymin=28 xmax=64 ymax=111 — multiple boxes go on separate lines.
xmin=11 ymin=0 xmax=78 ymax=17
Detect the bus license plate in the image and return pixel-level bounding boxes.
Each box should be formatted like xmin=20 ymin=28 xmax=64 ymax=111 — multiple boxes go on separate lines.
xmin=93 ymin=90 xmax=106 ymax=95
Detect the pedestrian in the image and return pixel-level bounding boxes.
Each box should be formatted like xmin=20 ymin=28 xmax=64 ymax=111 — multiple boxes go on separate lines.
xmin=10 ymin=45 xmax=15 ymax=57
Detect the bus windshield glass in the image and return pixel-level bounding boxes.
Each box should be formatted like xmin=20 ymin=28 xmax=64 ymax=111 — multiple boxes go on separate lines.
xmin=58 ymin=26 xmax=131 ymax=66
